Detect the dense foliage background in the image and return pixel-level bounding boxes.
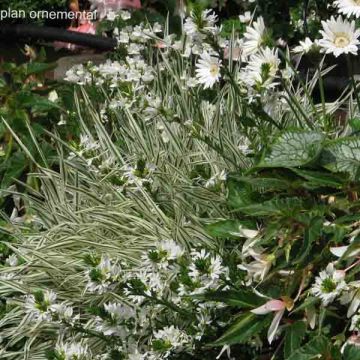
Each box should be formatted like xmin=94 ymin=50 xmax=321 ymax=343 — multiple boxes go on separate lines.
xmin=2 ymin=0 xmax=360 ymax=359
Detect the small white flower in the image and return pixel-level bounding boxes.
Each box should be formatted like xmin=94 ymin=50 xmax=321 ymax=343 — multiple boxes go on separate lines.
xmin=311 ymin=263 xmax=347 ymax=305
xmin=51 ymin=302 xmax=75 ymax=323
xmin=242 ymin=17 xmax=267 ymax=56
xmin=293 ymin=37 xmax=316 ymax=54
xmin=195 ymin=52 xmax=222 ymax=89
xmin=120 ymin=10 xmax=131 ymax=21
xmin=5 ymin=254 xmax=18 ymax=267
xmin=334 ymin=0 xmax=360 ymax=18
xmin=106 ymin=10 xmax=117 ymax=21
xmin=96 ymin=302 xmax=135 ymax=336
xmin=48 ymin=90 xmax=59 ymax=102
xmin=319 ymin=16 xmax=360 ymax=57
xmin=239 ymin=11 xmax=252 ymax=24
xmin=105 ymin=302 xmax=135 ymax=320
xmin=205 ymin=170 xmax=227 ymax=188
xmin=184 ymin=9 xmax=218 ymax=37
xmin=86 ymin=256 xmax=122 ymax=294
xmin=80 ymin=134 xmax=99 ymax=152
xmin=24 ymin=290 xmax=57 ymax=321
xmin=187 ymin=250 xmax=228 ymax=294
xmin=118 ymin=31 xmax=130 ymax=44
xmin=54 ymin=341 xmax=91 ymax=360
xmin=241 ymin=47 xmax=280 ymax=89
xmin=122 ymin=162 xmax=156 ymax=187
xmin=158 ymin=240 xmax=184 ymax=260
xmin=153 ymin=326 xmax=190 ymax=353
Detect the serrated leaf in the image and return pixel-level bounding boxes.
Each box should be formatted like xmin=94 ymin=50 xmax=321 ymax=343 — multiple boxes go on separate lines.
xmin=227 ymin=178 xmax=257 ymax=209
xmin=195 ymin=290 xmax=264 ymax=308
xmin=292 ymin=169 xmax=344 ymax=189
xmin=236 ymin=197 xmax=304 ymax=217
xmin=205 ymin=220 xmax=257 ymax=239
xmin=212 ymin=312 xmax=272 ymax=346
xmin=287 ymin=336 xmax=330 ymax=360
xmin=228 ymin=174 xmax=290 ymax=191
xmin=321 ymin=138 xmax=360 ymax=180
xmin=261 ymin=130 xmax=324 ymax=168
xmin=284 ymin=321 xmax=307 ymax=359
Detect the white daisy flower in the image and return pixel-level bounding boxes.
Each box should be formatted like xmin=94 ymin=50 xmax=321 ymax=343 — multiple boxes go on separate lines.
xmin=242 ymin=17 xmax=267 ymax=56
xmin=319 ymin=16 xmax=360 ymax=57
xmin=311 ymin=263 xmax=347 ymax=305
xmin=334 ymin=0 xmax=360 ymax=18
xmin=195 ymin=52 xmax=222 ymax=89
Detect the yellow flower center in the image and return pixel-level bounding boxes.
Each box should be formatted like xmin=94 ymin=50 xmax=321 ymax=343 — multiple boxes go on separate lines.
xmin=334 ymin=33 xmax=350 ymax=48
xmin=209 ymin=64 xmax=219 ymax=77
xmin=354 ymin=0 xmax=360 ymax=5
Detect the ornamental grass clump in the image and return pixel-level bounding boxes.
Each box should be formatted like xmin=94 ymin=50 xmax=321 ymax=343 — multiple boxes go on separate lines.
xmin=2 ymin=3 xmax=360 ymax=360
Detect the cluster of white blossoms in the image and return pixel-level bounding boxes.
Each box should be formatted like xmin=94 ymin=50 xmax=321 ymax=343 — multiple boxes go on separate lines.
xmin=85 ymin=255 xmax=122 ymax=294
xmin=24 ymin=290 xmax=75 ymax=324
xmin=95 ymin=302 xmax=137 ymax=337
xmin=72 ymin=241 xmax=230 ymax=358
xmin=54 ymin=341 xmax=91 ymax=360
xmin=65 ymin=57 xmax=155 ymax=87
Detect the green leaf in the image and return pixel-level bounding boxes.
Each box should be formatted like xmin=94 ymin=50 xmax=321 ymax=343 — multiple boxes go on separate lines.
xmin=284 ymin=321 xmax=307 ymax=359
xmin=195 ymin=290 xmax=264 ymax=308
xmin=291 ymin=169 xmax=344 ymax=189
xmin=291 ymin=297 xmax=319 ymax=314
xmin=227 ymin=178 xmax=257 ymax=209
xmin=350 ymin=118 xmax=360 ymax=132
xmin=25 ymin=62 xmax=56 ymax=76
xmin=212 ymin=313 xmax=271 ymax=346
xmin=321 ymin=138 xmax=360 ymax=180
xmin=205 ymin=220 xmax=257 ymax=239
xmin=293 ymin=217 xmax=323 ymax=265
xmin=260 ymin=130 xmax=324 ymax=168
xmin=287 ymin=336 xmax=330 ymax=360
xmin=343 ymin=344 xmax=360 ymax=360
xmin=236 ymin=197 xmax=304 ymax=217
xmin=16 ymin=92 xmax=61 ymax=113
xmin=228 ymin=174 xmax=290 ymax=191
xmin=0 ymin=152 xmax=27 ymax=188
